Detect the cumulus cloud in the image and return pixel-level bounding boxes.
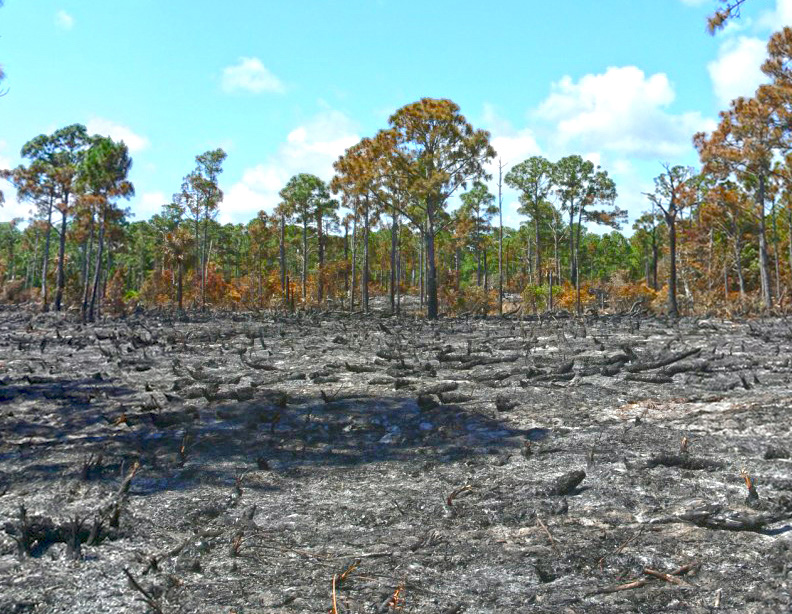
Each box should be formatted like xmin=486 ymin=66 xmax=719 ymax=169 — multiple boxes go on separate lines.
xmin=534 ymin=66 xmax=713 ymax=159
xmin=220 ymin=110 xmax=360 ymax=223
xmin=86 ymin=118 xmax=150 ymax=153
xmin=0 ymin=142 xmax=30 ymax=223
xmin=708 ymin=36 xmax=767 ymax=107
xmin=129 ymin=192 xmax=167 ymax=221
xmin=55 ymin=10 xmax=74 ymax=30
xmin=480 ymin=103 xmax=542 ymax=166
xmin=758 ymin=0 xmax=792 ymax=29
xmin=221 ymin=57 xmax=285 ymax=94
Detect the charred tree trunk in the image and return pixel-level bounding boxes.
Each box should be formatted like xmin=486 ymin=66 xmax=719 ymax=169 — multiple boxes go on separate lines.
xmin=316 ymin=209 xmax=324 ymax=304
xmin=498 ymin=161 xmax=504 ymax=316
xmin=534 ymin=208 xmax=542 ymax=287
xmin=575 ymin=210 xmax=584 ymax=316
xmin=568 ymin=209 xmax=576 ymax=290
xmin=396 ymin=237 xmax=402 ymax=314
xmin=54 ymin=199 xmax=69 ymax=312
xmin=425 ymin=227 xmax=438 ymax=319
xmin=350 ymin=214 xmax=357 ymax=312
xmin=390 ymin=208 xmax=398 ymax=313
xmin=419 ymin=232 xmax=424 ymax=309
xmin=343 ymin=221 xmax=349 ymax=297
xmin=362 ymin=199 xmax=369 ymax=313
xmin=450 ymin=247 xmax=457 ymax=290
xmin=771 ymin=201 xmax=781 ymax=301
xmin=88 ymin=205 xmax=107 ymax=323
xmin=201 ymin=208 xmax=208 ymax=309
xmin=41 ymin=194 xmax=54 ymax=312
xmin=279 ymin=213 xmax=286 ymax=299
xmin=666 ymin=213 xmax=679 ymax=318
xmin=483 ymin=249 xmax=489 ymax=293
xmin=81 ymin=212 xmax=95 ymax=322
xmin=757 ymin=176 xmax=773 ymax=310
xmin=651 ymin=232 xmax=659 ymax=291
xmin=301 ymin=217 xmax=308 ymax=305
xmin=734 ymin=233 xmax=746 ymax=300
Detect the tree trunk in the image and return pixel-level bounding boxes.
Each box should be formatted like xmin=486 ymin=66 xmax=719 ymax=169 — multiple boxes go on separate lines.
xmin=419 ymin=232 xmax=424 ymax=309
xmin=54 ymin=200 xmax=68 ymax=312
xmin=88 ymin=206 xmax=107 ymax=323
xmin=343 ymin=221 xmax=349 ymax=297
xmin=483 ymin=249 xmax=488 ymax=292
xmin=350 ymin=214 xmax=357 ymax=312
xmin=316 ymin=209 xmax=324 ymax=304
xmin=568 ymin=209 xmax=576 ymax=287
xmin=425 ymin=223 xmax=439 ymax=320
xmin=734 ymin=233 xmax=745 ymax=300
xmin=41 ymin=195 xmax=54 ymax=312
xmin=575 ymin=209 xmax=584 ymax=316
xmin=498 ymin=161 xmax=504 ymax=316
xmin=81 ymin=213 xmax=95 ymax=322
xmin=534 ymin=205 xmax=542 ymax=287
xmin=525 ymin=236 xmax=532 ymax=282
xmin=390 ymin=208 xmax=397 ymax=313
xmin=279 ymin=213 xmax=286 ymax=299
xmin=362 ymin=199 xmax=370 ymax=313
xmin=707 ymin=228 xmax=714 ymax=293
xmin=257 ymin=250 xmax=263 ymax=307
xmin=771 ymin=201 xmax=781 ymax=301
xmin=201 ymin=208 xmax=209 ymax=309
xmin=177 ymin=259 xmax=184 ymax=312
xmin=301 ymin=217 xmax=308 ymax=304
xmin=396 ymin=237 xmax=402 ymax=314
xmin=666 ymin=213 xmax=679 ymax=318
xmin=724 ymin=264 xmax=729 ymax=300
xmin=651 ymin=232 xmax=659 ymax=291
xmin=757 ymin=176 xmax=773 ymax=310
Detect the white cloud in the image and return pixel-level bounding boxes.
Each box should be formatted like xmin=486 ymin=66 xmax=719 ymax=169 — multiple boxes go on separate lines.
xmin=0 ymin=141 xmax=10 ymax=170
xmin=55 ymin=10 xmax=74 ymax=30
xmin=758 ymin=0 xmax=792 ymax=29
xmin=534 ymin=66 xmax=713 ymax=159
xmin=0 ymin=141 xmax=29 ymax=223
xmin=221 ymin=57 xmax=285 ymax=95
xmin=0 ymin=193 xmax=34 ymax=223
xmin=220 ymin=110 xmax=359 ymax=223
xmin=129 ymin=192 xmax=167 ymax=221
xmin=708 ymin=36 xmax=767 ymax=107
xmin=86 ymin=118 xmax=150 ymax=153
xmin=481 ymin=104 xmax=542 ymax=166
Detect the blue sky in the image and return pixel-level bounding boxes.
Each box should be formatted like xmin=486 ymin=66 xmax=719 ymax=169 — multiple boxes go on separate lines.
xmin=0 ymin=0 xmax=789 ymax=232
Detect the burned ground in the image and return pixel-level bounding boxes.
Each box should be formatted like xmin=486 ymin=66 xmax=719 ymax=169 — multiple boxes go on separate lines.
xmin=0 ymin=305 xmax=791 ymax=613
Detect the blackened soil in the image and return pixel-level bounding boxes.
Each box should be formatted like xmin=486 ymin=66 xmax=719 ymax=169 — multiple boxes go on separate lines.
xmin=0 ymin=305 xmax=791 ymax=613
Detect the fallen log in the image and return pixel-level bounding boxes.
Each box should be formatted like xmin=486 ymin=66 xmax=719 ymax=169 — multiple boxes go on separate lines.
xmin=625 ymin=348 xmax=702 ymax=373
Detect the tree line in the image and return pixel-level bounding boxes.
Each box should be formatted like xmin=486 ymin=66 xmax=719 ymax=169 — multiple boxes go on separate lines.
xmin=3 ymin=27 xmax=792 ymax=319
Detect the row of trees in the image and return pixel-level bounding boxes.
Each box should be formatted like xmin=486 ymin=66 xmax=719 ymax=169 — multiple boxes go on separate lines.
xmin=1 ymin=139 xmax=792 ymax=319
xmin=3 ymin=28 xmax=792 ymax=318
xmin=1 ymin=125 xmax=133 ymax=321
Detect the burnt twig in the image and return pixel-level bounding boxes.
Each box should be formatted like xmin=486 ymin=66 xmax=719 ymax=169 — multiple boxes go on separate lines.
xmin=446 ymin=484 xmax=473 ymax=507
xmin=123 ymin=568 xmax=163 ymax=614
xmin=536 ymin=515 xmax=559 ymax=552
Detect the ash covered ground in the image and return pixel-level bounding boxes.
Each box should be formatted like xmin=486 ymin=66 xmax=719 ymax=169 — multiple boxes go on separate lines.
xmin=1 ymin=304 xmax=791 ymax=613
